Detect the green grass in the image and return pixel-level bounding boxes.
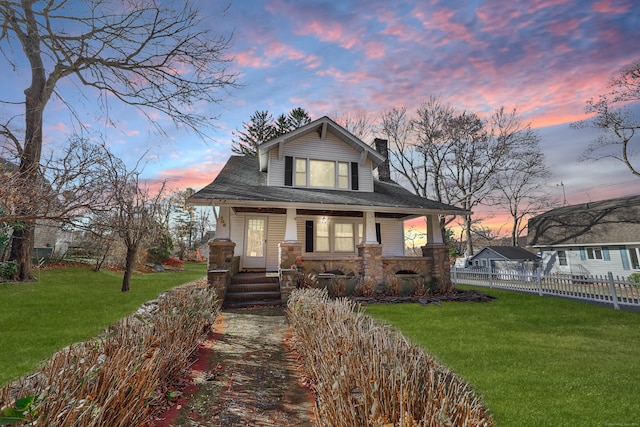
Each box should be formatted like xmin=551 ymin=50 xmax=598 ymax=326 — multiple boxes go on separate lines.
xmin=365 ymin=287 xmax=640 ymax=427
xmin=0 ymin=262 xmax=207 ymax=386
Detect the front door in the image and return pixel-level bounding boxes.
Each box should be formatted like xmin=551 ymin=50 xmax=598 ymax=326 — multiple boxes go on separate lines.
xmin=243 ymin=217 xmax=267 ymax=270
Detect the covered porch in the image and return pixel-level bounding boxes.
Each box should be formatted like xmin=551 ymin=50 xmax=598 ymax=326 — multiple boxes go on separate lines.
xmin=206 ymin=204 xmax=452 ymax=306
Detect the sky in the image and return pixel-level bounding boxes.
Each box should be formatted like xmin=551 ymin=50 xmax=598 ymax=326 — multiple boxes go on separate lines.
xmin=1 ymin=0 xmax=640 ymax=235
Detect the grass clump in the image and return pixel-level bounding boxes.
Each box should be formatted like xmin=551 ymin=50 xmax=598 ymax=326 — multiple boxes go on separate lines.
xmin=366 ymin=286 xmax=640 ymax=426
xmin=0 ymin=262 xmax=207 ymax=386
xmin=287 ymin=288 xmax=493 ymax=426
xmin=0 ymin=279 xmax=217 ymax=426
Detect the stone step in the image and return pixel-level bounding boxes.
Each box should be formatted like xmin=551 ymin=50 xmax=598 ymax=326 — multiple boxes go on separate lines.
xmin=224 ymin=299 xmax=282 ymax=309
xmin=227 ymin=282 xmax=280 ymax=293
xmin=226 ymin=290 xmax=281 ymax=301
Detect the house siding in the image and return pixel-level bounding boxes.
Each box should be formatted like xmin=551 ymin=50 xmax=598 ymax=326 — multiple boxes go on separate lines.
xmin=379 ymin=219 xmax=405 ymax=256
xmin=266 ymin=215 xmax=285 ymax=270
xmin=267 ymin=131 xmax=374 ymax=191
xmin=540 ymin=245 xmax=639 ymax=278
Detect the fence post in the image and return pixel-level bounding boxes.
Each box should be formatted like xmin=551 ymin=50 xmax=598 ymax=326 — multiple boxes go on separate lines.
xmin=536 ymin=269 xmax=543 ymax=296
xmin=488 ymin=268 xmax=493 ymax=288
xmin=452 ymin=267 xmax=457 ymax=284
xmin=608 ymin=272 xmax=620 ymax=310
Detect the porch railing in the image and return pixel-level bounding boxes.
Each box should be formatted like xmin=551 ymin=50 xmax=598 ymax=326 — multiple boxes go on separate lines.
xmin=451 ymin=267 xmax=640 ymax=310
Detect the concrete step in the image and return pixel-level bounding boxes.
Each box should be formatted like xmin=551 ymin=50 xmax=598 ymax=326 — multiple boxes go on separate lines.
xmin=226 ymin=290 xmax=281 ymax=301
xmin=227 ymin=282 xmax=280 ymax=293
xmin=224 ymin=299 xmax=282 ymax=309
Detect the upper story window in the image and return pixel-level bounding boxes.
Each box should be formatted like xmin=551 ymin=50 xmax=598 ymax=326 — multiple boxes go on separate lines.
xmin=290 ymin=157 xmax=351 ymax=190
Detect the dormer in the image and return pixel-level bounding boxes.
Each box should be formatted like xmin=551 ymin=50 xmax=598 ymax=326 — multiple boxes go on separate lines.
xmin=257 ymin=116 xmax=386 ymax=192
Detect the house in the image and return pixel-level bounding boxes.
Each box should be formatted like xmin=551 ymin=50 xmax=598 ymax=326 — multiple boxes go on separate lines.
xmin=528 ymin=195 xmax=640 ymax=278
xmin=188 ymin=116 xmax=468 ymax=304
xmin=466 ymin=246 xmax=540 ymax=271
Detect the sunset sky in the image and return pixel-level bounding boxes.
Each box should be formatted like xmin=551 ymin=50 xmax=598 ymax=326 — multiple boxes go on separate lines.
xmin=1 ymin=0 xmax=640 ymax=234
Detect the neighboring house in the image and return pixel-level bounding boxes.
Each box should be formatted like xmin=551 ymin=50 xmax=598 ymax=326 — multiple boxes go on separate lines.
xmin=528 ymin=195 xmax=640 ymax=278
xmin=189 ymin=116 xmax=468 ymax=303
xmin=466 ymin=246 xmax=540 ymax=271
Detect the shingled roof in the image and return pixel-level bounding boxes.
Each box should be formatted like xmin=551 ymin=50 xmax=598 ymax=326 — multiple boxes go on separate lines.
xmin=189 ymin=156 xmax=467 ymax=217
xmin=472 ymin=246 xmax=539 ymax=261
xmin=528 ymin=194 xmax=640 ymax=246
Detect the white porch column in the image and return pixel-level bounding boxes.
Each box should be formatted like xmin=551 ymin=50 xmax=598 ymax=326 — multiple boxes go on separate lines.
xmin=363 ymin=210 xmax=378 ymax=244
xmin=425 ymin=214 xmax=443 ymax=244
xmin=284 ymin=207 xmax=298 ymax=242
xmin=214 ymin=205 xmax=231 ymax=241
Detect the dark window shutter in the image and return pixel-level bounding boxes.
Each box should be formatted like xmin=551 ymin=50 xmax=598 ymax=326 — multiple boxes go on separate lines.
xmin=351 ymin=162 xmax=359 ymax=190
xmin=285 ymin=156 xmax=293 ymax=186
xmin=602 ymin=246 xmax=610 ymax=261
xmin=579 ymin=248 xmax=586 ymax=260
xmin=305 ymin=221 xmax=314 ymax=252
xmin=375 ymin=223 xmax=381 ymax=244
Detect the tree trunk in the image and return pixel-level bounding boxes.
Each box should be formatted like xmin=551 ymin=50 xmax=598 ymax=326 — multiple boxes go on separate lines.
xmin=464 ymin=215 xmax=474 ymax=256
xmin=121 ymin=245 xmax=138 ymax=292
xmin=9 ymin=222 xmax=35 ymax=281
xmin=511 ymin=220 xmax=519 ymax=247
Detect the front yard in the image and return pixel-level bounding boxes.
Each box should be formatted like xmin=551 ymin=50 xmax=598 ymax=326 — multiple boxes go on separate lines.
xmin=0 ymin=263 xmax=207 ymax=386
xmin=366 ymin=286 xmax=640 ymax=426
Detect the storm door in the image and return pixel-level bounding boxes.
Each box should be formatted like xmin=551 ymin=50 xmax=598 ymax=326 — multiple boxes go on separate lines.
xmin=243 ymin=217 xmax=267 ymax=269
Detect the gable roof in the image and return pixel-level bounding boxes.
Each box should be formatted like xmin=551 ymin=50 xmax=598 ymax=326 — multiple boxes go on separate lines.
xmin=470 ymin=246 xmax=539 ymax=261
xmin=528 ymin=194 xmax=640 ymax=246
xmin=257 ymin=116 xmax=386 ymax=171
xmin=189 ymin=156 xmax=467 ymax=218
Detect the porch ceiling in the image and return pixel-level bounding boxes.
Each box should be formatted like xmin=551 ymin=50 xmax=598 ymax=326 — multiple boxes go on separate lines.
xmin=233 ymin=206 xmax=410 ymax=219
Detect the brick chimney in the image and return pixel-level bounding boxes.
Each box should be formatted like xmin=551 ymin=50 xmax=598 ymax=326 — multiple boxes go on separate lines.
xmin=374 ymin=138 xmax=391 ymax=181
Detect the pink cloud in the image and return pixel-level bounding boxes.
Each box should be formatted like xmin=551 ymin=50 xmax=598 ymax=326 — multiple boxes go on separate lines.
xmin=592 ymin=0 xmax=631 ymax=13
xmin=235 ymin=48 xmax=266 ymax=68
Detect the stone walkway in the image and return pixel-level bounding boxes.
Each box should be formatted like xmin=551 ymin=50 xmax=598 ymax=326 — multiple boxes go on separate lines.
xmin=153 ymin=308 xmax=316 ymax=427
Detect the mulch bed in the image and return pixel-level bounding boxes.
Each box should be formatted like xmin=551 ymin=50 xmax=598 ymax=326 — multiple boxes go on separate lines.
xmin=346 ymin=289 xmax=495 ymax=305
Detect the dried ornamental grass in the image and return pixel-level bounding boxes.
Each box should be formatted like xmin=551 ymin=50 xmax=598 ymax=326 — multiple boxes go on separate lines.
xmin=287 ymin=288 xmax=494 ymax=427
xmin=0 ymin=280 xmax=217 ymax=426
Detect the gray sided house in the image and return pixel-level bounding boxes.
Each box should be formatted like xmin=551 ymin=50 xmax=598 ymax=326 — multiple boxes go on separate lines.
xmin=467 ymin=246 xmax=540 ymax=271
xmin=189 ymin=116 xmax=468 ymax=305
xmin=528 ymin=195 xmax=640 ymax=278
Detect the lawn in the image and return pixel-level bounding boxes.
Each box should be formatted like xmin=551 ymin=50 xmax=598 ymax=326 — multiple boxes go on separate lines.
xmin=365 ymin=287 xmax=640 ymax=427
xmin=0 ymin=262 xmax=207 ymax=386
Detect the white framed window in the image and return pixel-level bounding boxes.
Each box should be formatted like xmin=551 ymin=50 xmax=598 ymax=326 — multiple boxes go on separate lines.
xmin=337 ymin=162 xmax=349 ymax=189
xmin=557 ymin=250 xmax=568 ymax=266
xmin=629 ymin=247 xmax=640 ymax=269
xmin=293 ymin=158 xmax=350 ymax=189
xmin=313 ymin=220 xmax=358 ymax=253
xmin=295 ymin=158 xmax=307 ymax=186
xmin=587 ymin=247 xmax=603 ymax=260
xmin=309 ymin=159 xmax=335 ymax=188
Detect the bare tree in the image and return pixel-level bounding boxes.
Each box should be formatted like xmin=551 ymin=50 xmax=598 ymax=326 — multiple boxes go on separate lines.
xmin=0 ymin=0 xmax=236 ymax=280
xmin=490 ymin=114 xmax=555 ymax=246
xmin=572 ymin=58 xmax=640 ymax=177
xmin=101 ymin=152 xmax=167 ymax=292
xmin=333 ymin=110 xmax=375 ymax=142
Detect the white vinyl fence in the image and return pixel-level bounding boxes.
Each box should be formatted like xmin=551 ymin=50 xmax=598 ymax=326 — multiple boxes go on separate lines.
xmin=451 ymin=267 xmax=640 ymax=310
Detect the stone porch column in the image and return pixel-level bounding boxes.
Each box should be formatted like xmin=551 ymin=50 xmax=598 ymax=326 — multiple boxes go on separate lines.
xmin=422 ymin=244 xmax=451 ymax=290
xmin=279 ymin=241 xmax=303 ymax=304
xmin=358 ymin=243 xmax=383 ymax=284
xmin=208 ymin=240 xmax=236 ymax=307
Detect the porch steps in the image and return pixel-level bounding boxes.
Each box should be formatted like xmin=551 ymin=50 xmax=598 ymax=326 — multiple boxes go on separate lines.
xmin=224 ymin=272 xmax=281 ymax=308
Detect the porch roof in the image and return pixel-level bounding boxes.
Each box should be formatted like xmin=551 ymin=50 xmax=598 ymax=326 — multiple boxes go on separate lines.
xmin=189 ymin=156 xmax=468 ymax=218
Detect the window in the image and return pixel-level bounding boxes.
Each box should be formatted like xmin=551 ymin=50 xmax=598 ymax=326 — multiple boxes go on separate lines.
xmin=316 ymin=222 xmax=330 ymax=252
xmin=587 ymin=247 xmax=603 ymax=260
xmin=289 ymin=158 xmax=351 ymax=189
xmin=334 ymin=223 xmax=355 ymax=252
xmin=557 ymin=250 xmax=568 ymax=266
xmin=337 ymin=162 xmax=349 ymax=189
xmin=629 ymin=247 xmax=640 ymax=269
xmin=310 ymin=220 xmax=358 ymax=253
xmin=295 ymin=158 xmax=306 ymax=186
xmin=309 ymin=160 xmax=335 ymax=187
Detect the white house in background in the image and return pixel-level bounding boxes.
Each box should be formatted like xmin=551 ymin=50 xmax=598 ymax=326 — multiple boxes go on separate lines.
xmin=188 ymin=116 xmax=468 ymax=303
xmin=467 ymin=246 xmax=540 ymax=271
xmin=528 ymin=195 xmax=640 ymax=278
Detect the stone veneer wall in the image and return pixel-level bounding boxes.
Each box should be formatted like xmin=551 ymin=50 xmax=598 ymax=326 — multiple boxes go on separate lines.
xmin=207 ymin=240 xmax=236 ymax=307
xmin=421 ymin=244 xmax=451 ymax=288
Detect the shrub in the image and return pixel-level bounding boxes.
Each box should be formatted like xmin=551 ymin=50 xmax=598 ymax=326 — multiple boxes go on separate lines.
xmin=162 ymin=257 xmax=184 ymax=268
xmin=629 ymin=273 xmax=640 ymax=285
xmin=0 ymin=261 xmax=16 ymax=280
xmin=0 ymin=281 xmax=217 ymax=426
xmin=287 ymin=288 xmax=494 ymax=426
